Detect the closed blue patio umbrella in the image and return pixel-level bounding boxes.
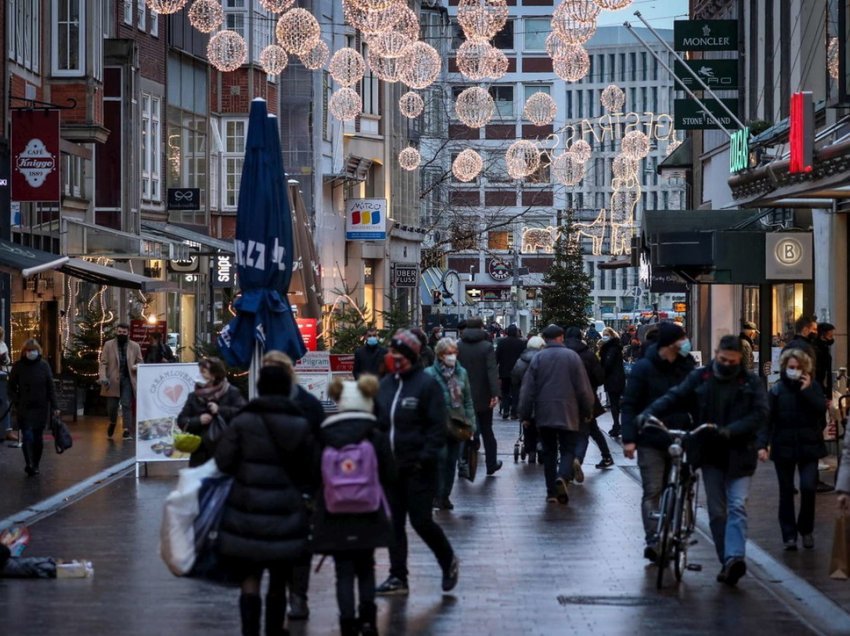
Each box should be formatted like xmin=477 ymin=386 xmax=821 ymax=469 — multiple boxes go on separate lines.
xmin=218 ymin=98 xmax=306 ymax=370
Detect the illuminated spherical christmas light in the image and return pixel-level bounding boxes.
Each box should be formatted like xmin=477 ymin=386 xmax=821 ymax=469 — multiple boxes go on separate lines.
xmin=456 ymin=41 xmax=497 ymax=81
xmin=343 ymin=0 xmax=402 ymax=35
xmin=398 ymin=91 xmax=424 ymax=118
xmin=188 ymin=0 xmax=224 ymax=33
xmin=457 ymin=0 xmax=509 ymax=42
xmin=259 ymin=0 xmax=294 ymax=12
xmin=398 ymin=147 xmax=421 ymax=171
xmin=568 ymin=139 xmax=592 ymax=163
xmin=329 ymin=47 xmax=366 ymax=87
xmin=506 ymin=140 xmax=541 ymax=179
xmin=398 ymin=42 xmax=442 ymax=89
xmin=553 ymin=45 xmax=590 ymax=82
xmin=146 ymin=0 xmax=189 ymax=15
xmin=454 ymin=86 xmax=495 ymax=128
xmin=829 ymin=36 xmax=840 ymax=80
xmin=347 ymin=0 xmax=400 ymax=12
xmin=368 ymin=31 xmax=412 ymax=58
xmin=367 ymin=50 xmax=404 ymax=82
xmin=600 ymin=84 xmax=626 ymax=112
xmin=207 ymin=30 xmax=248 ymax=72
xmin=544 ymin=31 xmax=572 ymax=60
xmin=260 ymin=44 xmax=288 ymax=75
xmin=593 ymin=0 xmax=632 ymax=9
xmin=452 ymin=149 xmax=484 ymax=182
xmin=552 ymin=152 xmax=585 ymax=186
xmin=622 ymin=130 xmax=651 ymax=160
xmin=551 ymin=4 xmax=597 ymax=44
xmin=562 ymin=0 xmax=601 ymax=23
xmin=329 ymin=87 xmax=362 ymax=121
xmin=523 ymin=92 xmax=557 ymax=126
xmin=612 ymin=153 xmax=638 ymax=179
xmin=486 ymin=47 xmax=509 ymax=80
xmin=276 ymin=8 xmax=321 ymax=57
xmin=390 ymin=6 xmax=420 ymax=40
xmin=299 ymin=40 xmax=329 ymax=70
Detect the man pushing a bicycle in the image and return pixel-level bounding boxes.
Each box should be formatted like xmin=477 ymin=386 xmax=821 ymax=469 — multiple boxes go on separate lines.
xmin=640 ymin=335 xmax=769 ymax=587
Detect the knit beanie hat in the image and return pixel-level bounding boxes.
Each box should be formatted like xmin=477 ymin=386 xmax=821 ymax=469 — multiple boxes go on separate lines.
xmin=390 ymin=329 xmax=421 ymax=363
xmin=257 ymin=365 xmax=292 ymax=396
xmin=656 ymin=322 xmax=686 ymax=348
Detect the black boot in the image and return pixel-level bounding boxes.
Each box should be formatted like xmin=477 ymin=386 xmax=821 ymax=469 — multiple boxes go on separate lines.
xmin=31 ymin=436 xmax=43 ymax=473
xmin=340 ymin=617 xmax=359 ymax=636
xmin=359 ymin=601 xmax=379 ymax=636
xmin=239 ymin=593 xmax=262 ymax=636
xmin=22 ymin=441 xmax=35 ymax=476
xmin=265 ymin=592 xmax=287 ymax=636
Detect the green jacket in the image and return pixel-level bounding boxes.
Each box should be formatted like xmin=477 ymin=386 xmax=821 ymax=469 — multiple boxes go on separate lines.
xmin=425 ymin=362 xmax=476 ymax=432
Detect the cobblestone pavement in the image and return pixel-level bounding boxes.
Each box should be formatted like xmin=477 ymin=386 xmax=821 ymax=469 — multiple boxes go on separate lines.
xmin=0 ymin=413 xmax=845 ymax=635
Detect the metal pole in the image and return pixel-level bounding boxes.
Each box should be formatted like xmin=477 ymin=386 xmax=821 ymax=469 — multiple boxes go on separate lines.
xmin=623 ymin=22 xmax=734 ymax=137
xmin=633 ymin=11 xmax=748 ymax=132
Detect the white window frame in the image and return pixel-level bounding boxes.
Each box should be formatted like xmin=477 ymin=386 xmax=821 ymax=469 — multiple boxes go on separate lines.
xmin=150 ymin=10 xmax=159 ymax=37
xmin=52 ymin=0 xmax=85 ymax=77
xmin=137 ymin=0 xmax=145 ymax=31
xmin=9 ymin=0 xmax=41 ymax=73
xmin=223 ymin=119 xmax=247 ymax=210
xmin=123 ymin=0 xmax=132 ymax=24
xmin=141 ymin=94 xmax=163 ymax=203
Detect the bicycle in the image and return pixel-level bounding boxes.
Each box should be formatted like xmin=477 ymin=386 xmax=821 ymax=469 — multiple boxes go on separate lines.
xmin=641 ymin=416 xmax=716 ymax=589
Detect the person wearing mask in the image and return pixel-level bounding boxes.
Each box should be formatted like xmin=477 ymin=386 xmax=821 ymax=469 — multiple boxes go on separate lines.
xmin=564 ymin=327 xmax=613 ymax=473
xmin=375 ymin=330 xmax=458 ymax=596
xmin=99 ymin=323 xmax=143 ymax=440
xmin=585 ymin=324 xmax=602 ymax=350
xmin=311 ymin=376 xmax=394 ymax=636
xmin=511 ymin=336 xmax=546 ymax=462
xmin=411 ymin=327 xmax=435 ymax=369
xmin=758 ymin=349 xmax=827 ymax=550
xmin=641 ymin=335 xmax=769 ymax=586
xmin=8 ymin=340 xmax=59 ymax=476
xmin=144 ymin=331 xmax=177 ymax=363
xmin=621 ymin=321 xmax=696 ymax=562
xmin=425 ymin=337 xmax=475 ymax=511
xmin=495 ymin=324 xmax=526 ymax=419
xmin=814 ymin=322 xmax=835 ymax=401
xmin=428 ymin=326 xmax=443 ymax=350
xmin=518 ymin=325 xmax=595 ymax=504
xmin=599 ymin=328 xmax=626 ymax=438
xmin=457 ymin=317 xmax=502 ymax=476
xmin=739 ymin=321 xmax=757 ymax=373
xmin=176 ymin=357 xmax=246 ymax=467
xmin=782 ymin=315 xmax=818 ymax=367
xmin=353 ymin=328 xmax=386 ymax=379
xmin=215 ymin=362 xmax=317 ymax=636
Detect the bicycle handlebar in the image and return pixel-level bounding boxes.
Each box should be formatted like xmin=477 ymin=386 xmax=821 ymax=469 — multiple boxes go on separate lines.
xmin=640 ymin=415 xmax=718 ymax=438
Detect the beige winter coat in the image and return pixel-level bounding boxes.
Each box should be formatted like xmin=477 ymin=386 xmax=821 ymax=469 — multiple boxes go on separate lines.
xmin=99 ymin=338 xmax=143 ymax=398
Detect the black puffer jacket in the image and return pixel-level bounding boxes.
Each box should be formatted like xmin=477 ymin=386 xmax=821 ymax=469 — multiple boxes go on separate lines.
xmin=621 ymin=343 xmax=696 ymax=448
xmin=759 ymin=375 xmax=827 ymax=462
xmin=214 ymin=396 xmax=316 ymax=564
xmin=8 ymin=356 xmax=57 ymax=429
xmin=177 ymin=383 xmax=247 ymax=467
xmin=599 ymin=337 xmax=626 ymax=395
xmin=354 ymin=344 xmax=386 ymax=379
xmin=377 ymin=366 xmax=446 ymax=469
xmin=310 ymin=412 xmax=395 ymax=554
xmin=458 ymin=328 xmax=500 ymax=411
xmin=495 ymin=335 xmax=526 ymax=379
xmin=565 ymin=337 xmax=605 ymax=389
xmin=291 ymin=384 xmax=326 ymax=436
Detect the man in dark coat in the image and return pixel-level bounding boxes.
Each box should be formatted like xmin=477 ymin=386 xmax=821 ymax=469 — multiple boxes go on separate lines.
xmin=495 ymin=324 xmax=526 ymax=419
xmin=642 ymin=335 xmax=769 ymax=587
xmin=353 ymin=327 xmax=386 ymax=379
xmin=782 ymin=315 xmax=818 ymax=368
xmin=457 ymin=317 xmax=502 ymax=475
xmin=599 ymin=329 xmax=626 ymax=437
xmin=815 ymin=322 xmax=836 ymax=399
xmin=564 ymin=327 xmax=613 ymax=472
xmin=621 ymin=322 xmax=695 ymax=562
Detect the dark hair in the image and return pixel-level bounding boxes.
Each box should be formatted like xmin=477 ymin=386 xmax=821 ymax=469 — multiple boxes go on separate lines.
xmin=116 ymin=322 xmax=130 ymax=330
xmin=198 ymin=357 xmax=227 ymax=383
xmin=149 ymin=331 xmax=163 ymax=341
xmin=718 ymin=334 xmax=743 ymax=352
xmin=795 ymin=315 xmax=816 ymax=334
xmin=565 ymin=326 xmax=584 ymax=340
xmin=819 ymin=322 xmax=836 ymax=336
xmin=465 ymin=317 xmax=483 ymax=329
xmin=457 ymin=320 xmax=468 ymax=331
xmin=410 ymin=327 xmax=428 ymax=348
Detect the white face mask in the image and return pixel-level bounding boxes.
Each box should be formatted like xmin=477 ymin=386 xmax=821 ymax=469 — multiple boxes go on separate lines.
xmin=785 ymin=368 xmax=803 ymax=381
xmin=25 ymin=350 xmax=38 ymax=361
xmin=442 ymin=354 xmax=457 ymax=367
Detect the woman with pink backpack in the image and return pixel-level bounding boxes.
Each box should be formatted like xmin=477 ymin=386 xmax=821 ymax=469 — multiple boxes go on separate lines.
xmin=311 ymin=375 xmax=395 ymax=636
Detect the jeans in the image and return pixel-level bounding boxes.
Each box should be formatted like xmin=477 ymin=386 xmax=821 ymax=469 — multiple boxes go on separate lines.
xmin=437 ymin=437 xmax=461 ymax=500
xmin=388 ymin=465 xmax=454 ymax=582
xmin=539 ymin=428 xmax=582 ymax=495
xmin=334 ymin=550 xmax=375 ymax=620
xmin=774 ymin=459 xmax=819 ymax=541
xmin=21 ymin=425 xmax=45 ymax=470
xmin=608 ymin=392 xmax=622 ymax=429
xmin=106 ymin=378 xmax=134 ymax=434
xmin=499 ymin=378 xmax=512 ymax=416
xmin=637 ymin=445 xmax=670 ymax=543
xmin=476 ymin=409 xmax=498 ymax=471
xmin=702 ymin=465 xmax=752 ymax=564
xmin=575 ymin=419 xmax=612 ymax=462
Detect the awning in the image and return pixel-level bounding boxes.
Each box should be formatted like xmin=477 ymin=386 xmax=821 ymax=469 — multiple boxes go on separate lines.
xmin=141 ymin=221 xmax=234 ymax=254
xmin=60 ymin=258 xmax=177 ymax=292
xmin=0 ymin=238 xmax=69 ymax=277
xmin=63 ymin=218 xmax=191 ymax=260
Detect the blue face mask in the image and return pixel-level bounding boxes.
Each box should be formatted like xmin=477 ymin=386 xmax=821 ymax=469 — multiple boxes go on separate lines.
xmin=366 ymin=337 xmax=379 ymax=346
xmin=678 ymin=339 xmax=692 ymax=357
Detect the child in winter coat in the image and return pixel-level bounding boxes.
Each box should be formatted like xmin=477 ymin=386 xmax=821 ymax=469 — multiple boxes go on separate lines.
xmin=311 ymin=375 xmax=395 ymax=636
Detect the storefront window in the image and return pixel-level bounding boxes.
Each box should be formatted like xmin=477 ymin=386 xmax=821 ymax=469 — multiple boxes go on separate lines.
xmin=772 ymin=283 xmax=804 ymax=346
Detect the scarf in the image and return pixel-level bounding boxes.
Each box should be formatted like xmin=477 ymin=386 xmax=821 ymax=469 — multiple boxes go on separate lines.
xmin=439 ymin=362 xmax=463 ymax=409
xmin=194 ymin=378 xmax=230 ymax=402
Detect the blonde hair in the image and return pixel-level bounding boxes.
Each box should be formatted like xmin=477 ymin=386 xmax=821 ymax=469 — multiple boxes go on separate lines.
xmin=780 ymin=348 xmax=813 ymax=374
xmin=262 ymin=350 xmax=295 ymax=377
xmin=603 ymin=327 xmax=619 ymax=339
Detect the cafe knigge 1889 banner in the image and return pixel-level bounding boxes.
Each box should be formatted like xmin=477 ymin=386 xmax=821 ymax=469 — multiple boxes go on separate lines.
xmin=11 ymin=110 xmax=61 ymax=202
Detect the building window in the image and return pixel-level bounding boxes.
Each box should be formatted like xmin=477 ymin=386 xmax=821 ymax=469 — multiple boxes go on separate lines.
xmin=493 ymin=20 xmax=514 ymax=50
xmin=141 ymin=94 xmax=162 ymax=202
xmin=360 ymin=43 xmax=380 ymax=116
xmin=224 ymin=120 xmax=247 ymax=208
xmin=150 ymin=10 xmax=159 ymax=37
xmin=52 ymin=0 xmax=84 ymax=76
xmin=123 ymin=0 xmax=132 ymax=24
xmin=225 ymin=13 xmax=244 ymax=37
xmin=490 ymin=85 xmax=514 ymax=119
xmin=137 ymin=0 xmax=145 ymax=30
xmin=526 ymin=160 xmax=550 ymax=184
xmin=62 ymin=153 xmax=84 ymax=198
xmin=485 ymin=150 xmax=510 ymax=182
xmin=9 ymin=0 xmax=41 ymax=72
xmin=322 ymin=71 xmax=331 ymax=141
xmin=488 ymin=230 xmax=512 ymax=250
xmin=524 ymin=17 xmax=549 ymax=51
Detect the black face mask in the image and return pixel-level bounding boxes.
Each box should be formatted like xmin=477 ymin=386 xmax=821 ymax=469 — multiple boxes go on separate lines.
xmin=117 ymin=334 xmax=128 ymax=345
xmin=714 ymin=360 xmax=740 ymax=379
xmin=824 ymin=338 xmax=835 ymax=347
xmin=807 ymin=333 xmax=818 ymax=342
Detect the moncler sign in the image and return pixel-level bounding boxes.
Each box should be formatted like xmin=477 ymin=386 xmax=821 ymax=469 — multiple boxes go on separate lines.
xmin=11 ymin=110 xmax=60 ymax=202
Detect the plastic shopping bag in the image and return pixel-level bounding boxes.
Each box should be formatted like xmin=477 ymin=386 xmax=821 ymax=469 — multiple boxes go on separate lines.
xmin=829 ymin=513 xmax=850 ymax=580
xmin=188 ymin=474 xmax=238 ymax=585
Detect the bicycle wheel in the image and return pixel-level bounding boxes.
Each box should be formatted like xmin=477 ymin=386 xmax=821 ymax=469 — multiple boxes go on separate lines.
xmin=655 ymin=486 xmax=675 ymax=589
xmin=674 ymin=476 xmax=698 ymax=581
